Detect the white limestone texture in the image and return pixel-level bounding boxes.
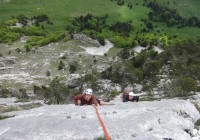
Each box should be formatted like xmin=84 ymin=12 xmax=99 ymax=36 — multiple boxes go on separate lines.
xmin=0 ymin=99 xmax=199 ymax=140
xmin=80 ymin=40 xmax=114 ymax=56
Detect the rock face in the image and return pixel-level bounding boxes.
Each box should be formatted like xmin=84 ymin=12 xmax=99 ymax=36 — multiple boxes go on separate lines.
xmin=97 ymin=79 xmax=122 ymax=93
xmin=79 ymin=40 xmax=114 ymax=56
xmin=0 ymin=99 xmax=199 ymax=140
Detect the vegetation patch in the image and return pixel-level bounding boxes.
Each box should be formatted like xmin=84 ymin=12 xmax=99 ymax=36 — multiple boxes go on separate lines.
xmin=0 ymin=115 xmax=15 ymax=120
xmin=34 ymin=77 xmax=70 ymax=104
xmin=94 ymin=136 xmax=107 ymax=140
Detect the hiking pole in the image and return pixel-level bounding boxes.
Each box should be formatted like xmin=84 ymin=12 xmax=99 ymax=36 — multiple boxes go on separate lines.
xmin=93 ymin=105 xmax=110 ymax=140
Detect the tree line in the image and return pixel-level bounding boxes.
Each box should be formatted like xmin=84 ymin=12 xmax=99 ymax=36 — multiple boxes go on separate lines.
xmin=146 ymin=1 xmax=200 ymax=28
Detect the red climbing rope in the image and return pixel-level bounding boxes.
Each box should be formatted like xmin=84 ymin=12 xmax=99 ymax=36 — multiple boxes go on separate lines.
xmin=93 ymin=105 xmax=110 ymax=140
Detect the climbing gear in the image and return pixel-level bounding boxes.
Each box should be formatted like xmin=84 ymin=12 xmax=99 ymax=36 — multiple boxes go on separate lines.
xmin=93 ymin=106 xmax=110 ymax=140
xmin=85 ymin=88 xmax=93 ymax=95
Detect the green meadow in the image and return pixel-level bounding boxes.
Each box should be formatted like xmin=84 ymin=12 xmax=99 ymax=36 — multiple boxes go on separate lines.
xmin=0 ymin=0 xmax=200 ymax=39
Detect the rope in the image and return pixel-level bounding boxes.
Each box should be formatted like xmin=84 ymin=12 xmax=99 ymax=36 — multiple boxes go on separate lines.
xmin=93 ymin=106 xmax=110 ymax=140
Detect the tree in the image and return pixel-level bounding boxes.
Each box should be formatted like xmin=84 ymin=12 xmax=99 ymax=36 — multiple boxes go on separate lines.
xmin=146 ymin=22 xmax=153 ymax=30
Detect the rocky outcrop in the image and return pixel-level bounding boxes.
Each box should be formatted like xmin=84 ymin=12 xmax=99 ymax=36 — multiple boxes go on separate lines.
xmin=0 ymin=57 xmax=16 ymax=70
xmin=65 ymin=74 xmax=81 ymax=88
xmin=96 ymin=79 xmax=122 ymax=94
xmin=0 ymin=99 xmax=199 ymax=140
xmin=73 ymin=34 xmax=101 ymax=47
xmin=0 ymin=57 xmax=17 ymax=65
xmin=4 ymin=57 xmax=17 ymax=65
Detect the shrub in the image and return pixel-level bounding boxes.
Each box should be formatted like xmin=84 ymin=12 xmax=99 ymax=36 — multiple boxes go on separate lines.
xmin=0 ymin=86 xmax=12 ymax=98
xmin=108 ymin=90 xmax=120 ymax=99
xmin=83 ymin=74 xmax=95 ymax=82
xmin=24 ymin=44 xmax=31 ymax=52
xmin=15 ymin=48 xmax=21 ymax=53
xmin=0 ymin=115 xmax=15 ymax=120
xmin=118 ymin=48 xmax=130 ymax=59
xmin=94 ymin=136 xmax=107 ymax=140
xmin=69 ymin=61 xmax=78 ymax=73
xmin=17 ymin=88 xmax=29 ymax=99
xmin=168 ymin=77 xmax=197 ymax=97
xmin=46 ymin=70 xmax=51 ymax=76
xmin=179 ymin=77 xmax=197 ymax=93
xmin=5 ymin=18 xmax=19 ymax=26
xmin=58 ymin=61 xmax=65 ymax=70
xmin=15 ymin=99 xmax=30 ymax=103
xmin=34 ymin=77 xmax=70 ymax=104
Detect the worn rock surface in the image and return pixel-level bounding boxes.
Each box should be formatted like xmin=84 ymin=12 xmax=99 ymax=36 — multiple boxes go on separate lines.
xmin=0 ymin=99 xmax=199 ymax=140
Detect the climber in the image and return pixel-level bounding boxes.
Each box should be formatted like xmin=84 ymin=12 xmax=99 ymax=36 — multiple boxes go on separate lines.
xmin=74 ymin=88 xmax=99 ymax=106
xmin=74 ymin=88 xmax=115 ymax=106
xmin=122 ymin=91 xmax=139 ymax=102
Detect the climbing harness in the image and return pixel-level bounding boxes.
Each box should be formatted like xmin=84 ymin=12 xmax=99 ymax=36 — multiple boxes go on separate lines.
xmin=93 ymin=105 xmax=110 ymax=140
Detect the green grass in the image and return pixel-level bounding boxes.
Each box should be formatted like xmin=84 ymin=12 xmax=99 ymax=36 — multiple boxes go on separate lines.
xmin=0 ymin=0 xmax=200 ymax=40
xmin=0 ymin=106 xmax=18 ymax=113
xmin=94 ymin=136 xmax=107 ymax=140
xmin=0 ymin=115 xmax=15 ymax=120
xmin=155 ymin=0 xmax=200 ymax=18
xmin=107 ymin=47 xmax=122 ymax=56
xmin=14 ymin=98 xmax=30 ymax=103
xmin=1 ymin=0 xmax=146 ymax=30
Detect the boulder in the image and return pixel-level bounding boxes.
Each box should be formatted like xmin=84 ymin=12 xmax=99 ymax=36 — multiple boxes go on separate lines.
xmin=65 ymin=74 xmax=81 ymax=88
xmin=110 ymin=83 xmax=122 ymax=92
xmin=124 ymin=85 xmax=134 ymax=93
xmin=73 ymin=34 xmax=101 ymax=47
xmin=133 ymin=83 xmax=143 ymax=93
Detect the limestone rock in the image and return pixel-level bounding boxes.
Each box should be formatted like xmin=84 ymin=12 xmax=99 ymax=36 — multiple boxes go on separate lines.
xmin=0 ymin=99 xmax=199 ymax=140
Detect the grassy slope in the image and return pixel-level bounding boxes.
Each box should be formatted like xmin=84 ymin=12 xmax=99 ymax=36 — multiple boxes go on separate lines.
xmin=0 ymin=0 xmax=199 ymax=39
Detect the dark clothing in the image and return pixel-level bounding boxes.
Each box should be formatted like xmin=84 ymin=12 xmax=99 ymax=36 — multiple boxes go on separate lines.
xmin=96 ymin=99 xmax=101 ymax=104
xmin=122 ymin=93 xmax=139 ymax=102
xmin=74 ymin=94 xmax=98 ymax=106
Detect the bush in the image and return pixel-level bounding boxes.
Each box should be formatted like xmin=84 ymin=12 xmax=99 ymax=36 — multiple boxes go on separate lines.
xmin=17 ymin=88 xmax=29 ymax=99
xmin=108 ymin=90 xmax=120 ymax=99
xmin=0 ymin=86 xmax=12 ymax=98
xmin=46 ymin=70 xmax=51 ymax=76
xmin=24 ymin=26 xmax=46 ymax=36
xmin=5 ymin=18 xmax=19 ymax=26
xmin=15 ymin=98 xmax=30 ymax=103
xmin=0 ymin=115 xmax=15 ymax=120
xmin=179 ymin=77 xmax=197 ymax=93
xmin=94 ymin=136 xmax=107 ymax=140
xmin=58 ymin=61 xmax=65 ymax=70
xmin=34 ymin=77 xmax=70 ymax=104
xmin=143 ymin=61 xmax=161 ymax=78
xmin=197 ymin=86 xmax=200 ymax=92
xmin=83 ymin=74 xmax=95 ymax=82
xmin=111 ymin=70 xmax=123 ymax=83
xmin=24 ymin=44 xmax=31 ymax=52
xmin=118 ymin=48 xmax=130 ymax=59
xmin=168 ymin=77 xmax=197 ymax=97
xmin=69 ymin=61 xmax=78 ymax=73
